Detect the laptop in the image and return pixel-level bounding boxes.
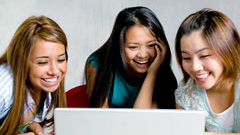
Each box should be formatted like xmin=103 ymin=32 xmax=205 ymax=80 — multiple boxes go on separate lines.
xmin=54 ymin=108 xmax=205 ymax=135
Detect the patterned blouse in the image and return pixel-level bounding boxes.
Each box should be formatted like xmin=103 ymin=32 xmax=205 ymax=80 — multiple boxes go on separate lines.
xmin=175 ymin=77 xmax=240 ymax=133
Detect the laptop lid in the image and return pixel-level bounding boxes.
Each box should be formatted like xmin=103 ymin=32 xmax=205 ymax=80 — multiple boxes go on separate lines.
xmin=54 ymin=108 xmax=205 ymax=135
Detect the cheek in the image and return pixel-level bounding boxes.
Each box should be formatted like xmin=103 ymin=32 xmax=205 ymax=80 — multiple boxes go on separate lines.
xmin=182 ymin=61 xmax=191 ymax=73
xmin=149 ymin=49 xmax=156 ymax=58
xmin=28 ymin=68 xmax=41 ymax=86
xmin=124 ymin=50 xmax=134 ymax=61
xmin=206 ymin=59 xmax=224 ymax=73
xmin=29 ymin=67 xmax=42 ymax=78
xmin=28 ymin=65 xmax=48 ymax=80
xmin=60 ymin=63 xmax=67 ymax=75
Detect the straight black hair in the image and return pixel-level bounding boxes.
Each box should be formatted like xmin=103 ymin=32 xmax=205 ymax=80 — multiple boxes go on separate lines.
xmin=85 ymin=6 xmax=177 ymax=108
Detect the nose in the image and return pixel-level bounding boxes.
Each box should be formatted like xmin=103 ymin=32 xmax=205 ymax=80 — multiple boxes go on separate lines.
xmin=191 ymin=58 xmax=203 ymax=72
xmin=137 ymin=47 xmax=148 ymax=58
xmin=48 ymin=62 xmax=59 ymax=76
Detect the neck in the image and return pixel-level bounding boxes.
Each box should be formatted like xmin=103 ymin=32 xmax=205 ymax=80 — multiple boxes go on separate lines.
xmin=124 ymin=67 xmax=145 ymax=86
xmin=28 ymin=87 xmax=42 ymax=106
xmin=208 ymin=78 xmax=234 ymax=93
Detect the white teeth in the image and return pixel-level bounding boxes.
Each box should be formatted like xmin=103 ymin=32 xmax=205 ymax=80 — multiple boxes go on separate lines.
xmin=45 ymin=78 xmax=57 ymax=82
xmin=136 ymin=60 xmax=148 ymax=64
xmin=196 ymin=74 xmax=208 ymax=79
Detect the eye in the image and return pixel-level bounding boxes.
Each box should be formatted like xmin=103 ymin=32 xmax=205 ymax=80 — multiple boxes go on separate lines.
xmin=148 ymin=44 xmax=156 ymax=48
xmin=182 ymin=57 xmax=191 ymax=61
xmin=37 ymin=61 xmax=48 ymax=65
xmin=128 ymin=46 xmax=137 ymax=50
xmin=200 ymin=55 xmax=210 ymax=59
xmin=58 ymin=59 xmax=66 ymax=63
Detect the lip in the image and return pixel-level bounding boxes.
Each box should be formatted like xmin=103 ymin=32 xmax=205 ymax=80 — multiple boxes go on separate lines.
xmin=134 ymin=60 xmax=148 ymax=64
xmin=196 ymin=73 xmax=208 ymax=79
xmin=40 ymin=76 xmax=61 ymax=87
xmin=133 ymin=59 xmax=149 ymax=68
xmin=195 ymin=73 xmax=209 ymax=82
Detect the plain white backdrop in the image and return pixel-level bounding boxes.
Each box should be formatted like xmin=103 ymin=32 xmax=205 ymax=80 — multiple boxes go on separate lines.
xmin=0 ymin=0 xmax=239 ymax=91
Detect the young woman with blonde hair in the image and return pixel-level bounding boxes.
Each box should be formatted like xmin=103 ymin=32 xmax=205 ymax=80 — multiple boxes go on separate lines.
xmin=0 ymin=16 xmax=68 ymax=135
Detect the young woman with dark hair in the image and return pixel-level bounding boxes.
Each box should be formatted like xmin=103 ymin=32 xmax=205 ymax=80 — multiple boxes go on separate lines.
xmin=85 ymin=6 xmax=177 ymax=108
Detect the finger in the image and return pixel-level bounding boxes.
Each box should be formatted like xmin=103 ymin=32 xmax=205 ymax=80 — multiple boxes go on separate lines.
xmin=154 ymin=45 xmax=161 ymax=56
xmin=35 ymin=129 xmax=44 ymax=135
xmin=156 ymin=40 xmax=167 ymax=62
xmin=37 ymin=131 xmax=44 ymax=135
xmin=24 ymin=132 xmax=35 ymax=135
xmin=154 ymin=43 xmax=165 ymax=57
xmin=157 ymin=38 xmax=167 ymax=53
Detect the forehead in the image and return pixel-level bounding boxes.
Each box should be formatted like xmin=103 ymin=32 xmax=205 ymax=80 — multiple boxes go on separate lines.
xmin=180 ymin=30 xmax=210 ymax=52
xmin=30 ymin=39 xmax=65 ymax=57
xmin=125 ymin=25 xmax=155 ymax=40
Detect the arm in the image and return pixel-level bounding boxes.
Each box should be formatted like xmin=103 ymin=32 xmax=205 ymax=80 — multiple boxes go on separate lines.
xmin=27 ymin=121 xmax=49 ymax=135
xmin=19 ymin=106 xmax=49 ymax=135
xmin=176 ymin=104 xmax=184 ymax=109
xmin=133 ymin=69 xmax=158 ymax=108
xmin=205 ymin=132 xmax=240 ymax=135
xmin=86 ymin=62 xmax=108 ymax=108
xmin=0 ymin=97 xmax=7 ymax=121
xmin=85 ymin=62 xmax=97 ymax=100
xmin=17 ymin=133 xmax=35 ymax=135
xmin=134 ymin=41 xmax=166 ymax=108
xmin=17 ymin=131 xmax=52 ymax=135
xmin=16 ymin=121 xmax=43 ymax=135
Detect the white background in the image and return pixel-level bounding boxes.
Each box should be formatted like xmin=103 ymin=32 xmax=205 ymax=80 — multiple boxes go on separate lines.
xmin=0 ymin=0 xmax=239 ymax=91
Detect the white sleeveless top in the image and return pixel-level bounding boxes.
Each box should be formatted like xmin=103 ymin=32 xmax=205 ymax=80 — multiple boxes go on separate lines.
xmin=203 ymin=90 xmax=234 ymax=131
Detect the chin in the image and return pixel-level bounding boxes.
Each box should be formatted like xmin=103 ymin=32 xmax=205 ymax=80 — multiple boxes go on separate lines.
xmin=198 ymin=84 xmax=214 ymax=90
xmin=42 ymin=86 xmax=60 ymax=93
xmin=137 ymin=71 xmax=147 ymax=74
xmin=135 ymin=68 xmax=147 ymax=73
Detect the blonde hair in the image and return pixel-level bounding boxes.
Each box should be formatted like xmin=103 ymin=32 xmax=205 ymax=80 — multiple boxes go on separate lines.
xmin=0 ymin=16 xmax=67 ymax=135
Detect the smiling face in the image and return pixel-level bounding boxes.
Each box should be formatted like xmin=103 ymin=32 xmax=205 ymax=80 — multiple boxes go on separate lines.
xmin=180 ymin=30 xmax=224 ymax=90
xmin=28 ymin=39 xmax=67 ymax=93
xmin=124 ymin=25 xmax=157 ymax=75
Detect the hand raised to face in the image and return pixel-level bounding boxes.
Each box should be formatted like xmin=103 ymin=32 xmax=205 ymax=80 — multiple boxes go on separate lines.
xmin=147 ymin=38 xmax=166 ymax=75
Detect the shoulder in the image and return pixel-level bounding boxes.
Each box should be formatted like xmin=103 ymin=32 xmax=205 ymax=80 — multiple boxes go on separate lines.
xmin=0 ymin=63 xmax=13 ymax=81
xmin=87 ymin=54 xmax=99 ymax=70
xmin=175 ymin=78 xmax=202 ymax=109
xmin=235 ymin=74 xmax=240 ymax=89
xmin=0 ymin=63 xmax=14 ymax=118
xmin=0 ymin=63 xmax=14 ymax=98
xmin=175 ymin=78 xmax=196 ymax=95
xmin=234 ymin=74 xmax=240 ymax=98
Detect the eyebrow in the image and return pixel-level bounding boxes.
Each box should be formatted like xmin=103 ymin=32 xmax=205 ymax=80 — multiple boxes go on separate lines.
xmin=147 ymin=39 xmax=157 ymax=43
xmin=181 ymin=47 xmax=210 ymax=54
xmin=35 ymin=53 xmax=66 ymax=59
xmin=126 ymin=39 xmax=157 ymax=45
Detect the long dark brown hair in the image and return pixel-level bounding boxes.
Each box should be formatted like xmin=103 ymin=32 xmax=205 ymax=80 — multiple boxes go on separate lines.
xmin=85 ymin=6 xmax=177 ymax=108
xmin=0 ymin=15 xmax=68 ymax=135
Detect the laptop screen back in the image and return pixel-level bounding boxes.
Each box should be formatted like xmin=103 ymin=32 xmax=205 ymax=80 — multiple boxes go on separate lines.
xmin=54 ymin=108 xmax=205 ymax=135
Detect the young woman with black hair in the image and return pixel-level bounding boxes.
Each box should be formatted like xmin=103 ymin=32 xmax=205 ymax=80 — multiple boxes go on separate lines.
xmin=85 ymin=6 xmax=177 ymax=108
